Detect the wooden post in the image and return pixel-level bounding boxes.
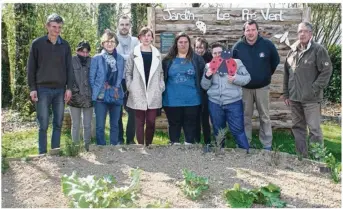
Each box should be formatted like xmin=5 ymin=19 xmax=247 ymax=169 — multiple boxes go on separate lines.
xmin=147 ymin=7 xmax=156 ymax=45
xmin=302 ymin=6 xmax=311 ymax=22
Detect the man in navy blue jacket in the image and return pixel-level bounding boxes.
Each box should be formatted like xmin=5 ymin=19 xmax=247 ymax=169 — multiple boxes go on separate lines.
xmin=232 ymin=19 xmax=280 ymax=150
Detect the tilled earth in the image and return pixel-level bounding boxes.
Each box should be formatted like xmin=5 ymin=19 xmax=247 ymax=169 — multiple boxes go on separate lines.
xmin=1 ymin=145 xmax=341 ymax=208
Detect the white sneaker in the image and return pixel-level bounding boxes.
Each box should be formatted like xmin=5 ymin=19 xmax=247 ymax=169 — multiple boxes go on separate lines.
xmin=184 ymin=142 xmax=192 ymax=145
xmin=173 ymin=142 xmax=181 ymax=145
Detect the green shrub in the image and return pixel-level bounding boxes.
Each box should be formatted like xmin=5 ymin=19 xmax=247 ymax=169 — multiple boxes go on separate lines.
xmin=1 ymin=147 xmax=10 ymax=173
xmin=324 ymin=45 xmax=341 ymax=103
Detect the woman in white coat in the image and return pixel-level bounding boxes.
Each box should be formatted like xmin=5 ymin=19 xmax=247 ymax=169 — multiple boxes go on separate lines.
xmin=125 ymin=27 xmax=165 ymax=146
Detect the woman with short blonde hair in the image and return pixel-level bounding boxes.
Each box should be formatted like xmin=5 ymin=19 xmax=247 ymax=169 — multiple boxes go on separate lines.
xmin=89 ymin=29 xmax=125 ymax=145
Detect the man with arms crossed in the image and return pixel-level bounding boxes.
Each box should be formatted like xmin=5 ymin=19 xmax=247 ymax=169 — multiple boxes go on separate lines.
xmin=232 ymin=19 xmax=280 ymax=150
xmin=116 ymin=15 xmax=140 ymax=145
xmin=27 ymin=14 xmax=73 ymax=154
xmin=283 ymin=22 xmax=332 ymax=158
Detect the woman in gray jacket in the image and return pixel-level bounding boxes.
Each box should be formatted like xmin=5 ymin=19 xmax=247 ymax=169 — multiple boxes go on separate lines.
xmin=68 ymin=41 xmax=92 ymax=151
xmin=201 ymin=42 xmax=250 ymax=150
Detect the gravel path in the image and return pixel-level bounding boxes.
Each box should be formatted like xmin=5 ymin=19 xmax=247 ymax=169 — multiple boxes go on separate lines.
xmin=1 ymin=145 xmax=341 ymax=208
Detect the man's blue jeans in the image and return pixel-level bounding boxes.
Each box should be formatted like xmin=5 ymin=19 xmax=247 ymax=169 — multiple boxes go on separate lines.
xmin=36 ymin=87 xmax=65 ymax=154
xmin=94 ymin=101 xmax=121 ymax=145
xmin=208 ymin=100 xmax=249 ymax=150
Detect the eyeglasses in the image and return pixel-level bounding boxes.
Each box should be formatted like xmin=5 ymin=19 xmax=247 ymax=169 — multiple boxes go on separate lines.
xmin=104 ymin=40 xmax=116 ymax=44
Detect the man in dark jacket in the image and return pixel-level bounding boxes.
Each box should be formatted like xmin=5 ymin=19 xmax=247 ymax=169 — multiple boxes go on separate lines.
xmin=283 ymin=22 xmax=332 ymax=158
xmin=194 ymin=37 xmax=212 ymax=145
xmin=232 ymin=20 xmax=280 ymax=150
xmin=27 ymin=14 xmax=73 ymax=154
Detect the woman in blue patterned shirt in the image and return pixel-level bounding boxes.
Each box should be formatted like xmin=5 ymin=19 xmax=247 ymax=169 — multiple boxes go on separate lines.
xmin=162 ymin=32 xmax=205 ymax=145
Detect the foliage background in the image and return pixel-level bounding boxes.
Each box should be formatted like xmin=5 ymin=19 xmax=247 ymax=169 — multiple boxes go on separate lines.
xmin=1 ymin=3 xmax=341 ymax=117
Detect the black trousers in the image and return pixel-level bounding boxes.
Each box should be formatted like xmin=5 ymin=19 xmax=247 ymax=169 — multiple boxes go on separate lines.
xmin=195 ymin=93 xmax=211 ymax=144
xmin=164 ymin=105 xmax=200 ymax=144
xmin=118 ymin=79 xmax=136 ymax=144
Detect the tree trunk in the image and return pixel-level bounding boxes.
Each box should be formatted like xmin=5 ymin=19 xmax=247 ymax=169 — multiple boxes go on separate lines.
xmin=131 ymin=3 xmax=138 ymax=36
xmin=12 ymin=3 xmax=36 ymax=115
xmin=97 ymin=3 xmax=117 ymax=52
xmin=131 ymin=3 xmax=151 ymax=37
xmin=1 ymin=19 xmax=12 ymax=108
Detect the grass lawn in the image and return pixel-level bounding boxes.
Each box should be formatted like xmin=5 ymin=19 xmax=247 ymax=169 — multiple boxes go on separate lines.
xmin=1 ymin=115 xmax=341 ymax=161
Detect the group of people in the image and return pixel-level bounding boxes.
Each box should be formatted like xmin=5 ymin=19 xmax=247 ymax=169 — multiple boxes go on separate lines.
xmin=27 ymin=13 xmax=332 ymax=158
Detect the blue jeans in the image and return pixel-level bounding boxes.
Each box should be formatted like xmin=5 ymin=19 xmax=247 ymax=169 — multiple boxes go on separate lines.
xmin=36 ymin=87 xmax=65 ymax=154
xmin=208 ymin=100 xmax=249 ymax=150
xmin=94 ymin=101 xmax=121 ymax=145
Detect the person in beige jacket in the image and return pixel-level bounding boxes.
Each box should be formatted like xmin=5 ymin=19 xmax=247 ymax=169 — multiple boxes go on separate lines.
xmin=125 ymin=27 xmax=165 ymax=146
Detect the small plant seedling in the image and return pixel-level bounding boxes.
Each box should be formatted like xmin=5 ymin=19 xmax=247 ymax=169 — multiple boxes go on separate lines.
xmin=180 ymin=169 xmax=209 ymax=200
xmin=325 ymin=153 xmax=341 ymax=183
xmin=64 ymin=138 xmax=84 ymax=157
xmin=146 ymin=200 xmax=171 ymax=208
xmin=270 ymin=144 xmax=283 ymax=166
xmin=213 ymin=128 xmax=228 ymax=155
xmin=309 ymin=142 xmax=328 ymax=162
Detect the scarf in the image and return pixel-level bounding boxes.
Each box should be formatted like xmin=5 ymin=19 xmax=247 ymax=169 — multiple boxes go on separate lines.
xmin=101 ymin=49 xmax=118 ymax=72
xmin=77 ymin=54 xmax=88 ymax=66
xmin=116 ymin=32 xmax=132 ymax=56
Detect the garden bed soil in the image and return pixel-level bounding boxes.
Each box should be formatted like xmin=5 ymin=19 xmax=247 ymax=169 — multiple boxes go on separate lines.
xmin=1 ymin=145 xmax=341 ymax=208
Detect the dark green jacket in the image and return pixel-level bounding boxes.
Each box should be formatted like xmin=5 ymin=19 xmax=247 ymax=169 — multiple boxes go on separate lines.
xmin=283 ymin=40 xmax=332 ymax=103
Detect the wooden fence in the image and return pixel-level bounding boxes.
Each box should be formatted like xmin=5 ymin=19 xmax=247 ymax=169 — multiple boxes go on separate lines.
xmin=147 ymin=7 xmax=311 ymax=130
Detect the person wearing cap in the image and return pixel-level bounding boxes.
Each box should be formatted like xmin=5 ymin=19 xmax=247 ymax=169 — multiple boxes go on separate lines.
xmin=27 ymin=13 xmax=73 ymax=154
xmin=67 ymin=41 xmax=93 ymax=151
xmin=201 ymin=42 xmax=250 ymax=150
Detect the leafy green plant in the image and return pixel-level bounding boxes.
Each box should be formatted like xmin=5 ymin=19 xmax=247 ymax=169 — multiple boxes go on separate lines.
xmin=223 ymin=183 xmax=286 ymax=208
xmin=325 ymin=153 xmax=341 ymax=183
xmin=257 ymin=183 xmax=287 ymax=208
xmin=310 ymin=142 xmax=328 ymax=162
xmin=62 ymin=168 xmax=142 ymax=208
xmin=64 ymin=138 xmax=83 ymax=157
xmin=223 ymin=183 xmax=256 ymax=208
xmin=180 ymin=169 xmax=209 ymax=200
xmin=145 ymin=200 xmax=171 ymax=208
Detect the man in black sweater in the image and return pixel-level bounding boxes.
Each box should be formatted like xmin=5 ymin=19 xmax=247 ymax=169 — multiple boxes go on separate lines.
xmin=27 ymin=14 xmax=73 ymax=154
xmin=194 ymin=37 xmax=212 ymax=145
xmin=232 ymin=20 xmax=280 ymax=150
